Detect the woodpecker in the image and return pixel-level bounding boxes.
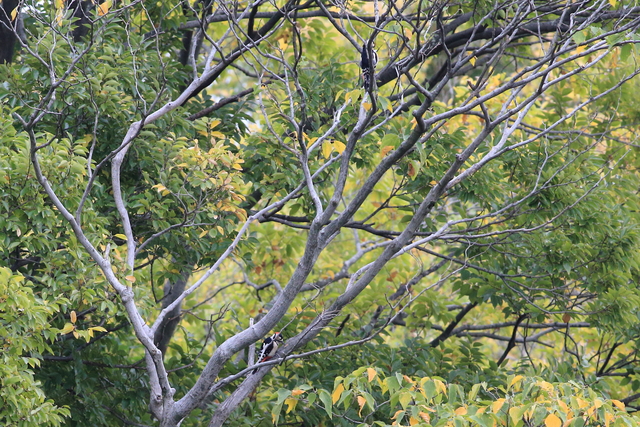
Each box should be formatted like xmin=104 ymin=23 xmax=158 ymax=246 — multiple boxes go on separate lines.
xmin=360 ymin=43 xmax=378 ymax=91
xmin=252 ymin=332 xmax=284 ymax=374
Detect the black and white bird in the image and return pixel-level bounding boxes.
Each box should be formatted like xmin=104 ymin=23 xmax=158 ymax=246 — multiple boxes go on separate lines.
xmin=253 ymin=332 xmax=284 ymax=374
xmin=360 ymin=43 xmax=378 ymax=91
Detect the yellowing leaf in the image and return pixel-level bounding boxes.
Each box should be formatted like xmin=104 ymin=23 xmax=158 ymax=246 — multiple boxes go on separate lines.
xmin=114 ymin=233 xmax=127 ymax=241
xmin=558 ymin=400 xmax=572 ymax=418
xmin=612 ymin=400 xmax=625 ymax=410
xmin=332 ymin=383 xmax=344 ymax=404
xmin=367 ymin=368 xmax=377 ymax=382
xmin=419 ymin=412 xmax=431 ymax=422
xmin=391 ymin=409 xmax=404 ymax=420
xmin=60 ymin=323 xmax=75 ymax=335
xmin=344 ymin=89 xmax=361 ymax=103
xmin=322 ymin=142 xmax=332 ymax=159
xmin=469 ymin=56 xmax=476 ymax=66
xmin=357 ymin=396 xmax=367 ymax=416
xmin=409 ymin=416 xmax=419 ymax=426
xmin=536 ymin=381 xmax=554 ymax=392
xmin=363 ymin=102 xmax=372 ymax=111
xmin=492 ymin=398 xmax=506 ymax=413
xmin=89 ymin=326 xmax=107 ymax=333
xmin=399 ymin=392 xmax=412 ymax=409
xmin=70 ymin=310 xmax=77 ymax=324
xmin=454 ymin=407 xmax=467 ymax=415
xmin=98 ymin=0 xmax=112 ymax=16
xmin=332 ymin=140 xmax=346 ymax=155
xmin=576 ymin=398 xmax=589 ymax=409
xmin=434 ymin=379 xmax=447 ymax=396
xmin=544 ymin=413 xmax=562 ymax=427
xmin=284 ymin=397 xmax=297 ymax=413
xmin=305 ymin=135 xmax=318 ymax=148
xmin=381 ymin=146 xmax=394 ymax=157
xmin=605 ymin=412 xmax=614 ymax=427
xmin=609 ymin=0 xmax=617 ymax=7
xmin=509 ymin=375 xmax=524 ymax=389
xmin=55 ymin=0 xmax=64 ymax=8
xmin=10 ymin=7 xmax=18 ymax=21
xmin=125 ymin=275 xmax=136 ymax=283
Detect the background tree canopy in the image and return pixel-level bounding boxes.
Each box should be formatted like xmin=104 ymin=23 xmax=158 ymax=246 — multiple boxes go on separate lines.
xmin=3 ymin=0 xmax=640 ymax=426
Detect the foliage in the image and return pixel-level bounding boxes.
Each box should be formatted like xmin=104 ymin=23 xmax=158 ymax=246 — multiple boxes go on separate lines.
xmin=1 ymin=0 xmax=640 ymax=426
xmin=0 ymin=267 xmax=70 ymax=426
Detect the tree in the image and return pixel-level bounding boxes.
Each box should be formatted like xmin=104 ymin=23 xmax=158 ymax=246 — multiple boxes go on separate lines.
xmin=2 ymin=0 xmax=640 ymax=426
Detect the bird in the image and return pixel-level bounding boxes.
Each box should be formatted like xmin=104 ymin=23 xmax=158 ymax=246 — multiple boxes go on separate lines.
xmin=252 ymin=332 xmax=284 ymax=374
xmin=360 ymin=42 xmax=378 ymax=91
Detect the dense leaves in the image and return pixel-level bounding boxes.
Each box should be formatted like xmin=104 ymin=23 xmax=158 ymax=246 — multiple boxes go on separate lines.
xmin=2 ymin=0 xmax=640 ymax=426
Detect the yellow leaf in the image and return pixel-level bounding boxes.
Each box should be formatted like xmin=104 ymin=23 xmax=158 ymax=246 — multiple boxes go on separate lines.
xmin=419 ymin=412 xmax=431 ymax=422
xmin=609 ymin=0 xmax=617 ymax=7
xmin=469 ymin=56 xmax=476 ymax=66
xmin=509 ymin=375 xmax=524 ymax=388
xmin=545 ymin=413 xmax=562 ymax=427
xmin=10 ymin=7 xmax=18 ymax=21
xmin=209 ymin=119 xmax=221 ymax=129
xmin=344 ymin=89 xmax=360 ymax=103
xmin=391 ymin=409 xmax=404 ymax=420
xmin=89 ymin=326 xmax=107 ymax=333
xmin=492 ymin=398 xmax=506 ymax=413
xmin=612 ymin=400 xmax=625 ymax=410
xmin=60 ymin=323 xmax=75 ymax=335
xmin=291 ymin=389 xmax=304 ymax=397
xmin=605 ymin=412 xmax=615 ymax=427
xmin=332 ymin=140 xmax=346 ymax=155
xmin=73 ymin=331 xmax=79 ymax=339
xmin=114 ymin=233 xmax=128 ymax=241
xmin=125 ymin=275 xmax=136 ymax=283
xmin=536 ymin=381 xmax=554 ymax=392
xmin=434 ymin=379 xmax=447 ymax=396
xmin=575 ymin=398 xmax=589 ymax=409
xmin=98 ymin=0 xmax=112 ymax=16
xmin=367 ymin=368 xmax=377 ymax=382
xmin=357 ymin=396 xmax=366 ymax=416
xmin=284 ymin=397 xmax=297 ymax=413
xmin=332 ymin=383 xmax=344 ymax=404
xmin=305 ymin=135 xmax=318 ymax=148
xmin=70 ymin=310 xmax=77 ymax=324
xmin=409 ymin=416 xmax=419 ymax=426
xmin=322 ymin=142 xmax=332 ymax=159
xmin=363 ymin=102 xmax=372 ymax=111
xmin=55 ymin=0 xmax=64 ymax=8
xmin=558 ymin=400 xmax=572 ymax=419
xmin=380 ymin=146 xmax=394 ymax=156
xmin=455 ymin=407 xmax=467 ymax=415
xmin=55 ymin=9 xmax=64 ymax=26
